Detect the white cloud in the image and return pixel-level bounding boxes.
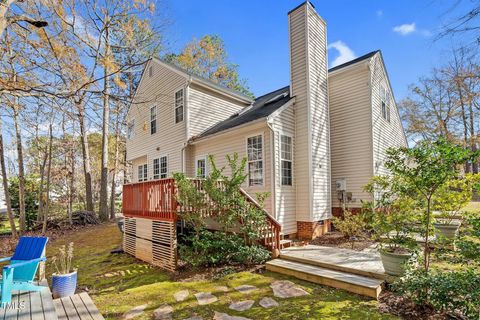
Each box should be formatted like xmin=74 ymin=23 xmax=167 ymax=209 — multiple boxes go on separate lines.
xmin=376 ymin=10 xmax=383 ymax=17
xmin=393 ymin=23 xmax=416 ymax=35
xmin=327 ymin=41 xmax=357 ymax=67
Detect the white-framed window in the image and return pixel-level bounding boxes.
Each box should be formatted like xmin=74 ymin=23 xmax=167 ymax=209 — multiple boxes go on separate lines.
xmin=150 ymin=106 xmax=157 ymax=135
xmin=195 ymin=156 xmax=207 ymax=178
xmin=148 ymin=65 xmax=153 ymax=77
xmin=159 ymin=156 xmax=168 ymax=178
xmin=127 ymin=119 xmax=135 ymax=139
xmin=137 ymin=164 xmax=147 ymax=182
xmin=280 ymin=135 xmax=293 ymax=186
xmin=175 ymin=89 xmax=184 ymax=123
xmin=153 ymin=158 xmax=160 ymax=179
xmin=380 ymin=85 xmax=390 ymax=122
xmin=247 ymin=135 xmax=263 ymax=186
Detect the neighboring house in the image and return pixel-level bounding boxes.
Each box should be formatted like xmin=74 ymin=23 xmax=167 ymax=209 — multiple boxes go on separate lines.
xmin=125 ymin=1 xmax=406 ymax=243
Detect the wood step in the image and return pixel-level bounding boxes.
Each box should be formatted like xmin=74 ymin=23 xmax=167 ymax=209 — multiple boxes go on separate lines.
xmin=266 ymin=259 xmax=383 ymax=299
xmin=280 ymin=245 xmax=386 ymax=280
xmin=279 ymin=239 xmax=292 ymax=249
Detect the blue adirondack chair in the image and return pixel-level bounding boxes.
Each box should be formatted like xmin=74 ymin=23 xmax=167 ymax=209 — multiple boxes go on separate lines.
xmin=0 ymin=236 xmax=49 ymax=305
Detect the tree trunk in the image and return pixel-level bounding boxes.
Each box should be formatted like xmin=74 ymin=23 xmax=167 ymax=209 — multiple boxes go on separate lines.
xmin=12 ymin=103 xmax=26 ymax=233
xmin=110 ymin=114 xmax=120 ymax=220
xmin=77 ymin=102 xmax=94 ymax=212
xmin=42 ymin=124 xmax=53 ymax=234
xmin=68 ymin=144 xmax=75 ymax=225
xmin=99 ymin=19 xmax=111 ymax=221
xmin=468 ymin=101 xmax=478 ymax=173
xmin=36 ymin=140 xmax=48 ymax=223
xmin=0 ymin=118 xmax=17 ymax=238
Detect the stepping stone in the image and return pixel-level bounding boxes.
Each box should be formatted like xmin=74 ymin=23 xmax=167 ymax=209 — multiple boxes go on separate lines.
xmin=194 ymin=292 xmax=218 ymax=305
xmin=270 ymin=280 xmax=309 ymax=298
xmin=184 ymin=317 xmax=203 ymax=320
xmin=174 ymin=290 xmax=190 ymax=302
xmin=234 ymin=285 xmax=258 ymax=294
xmin=123 ymin=304 xmax=147 ymax=319
xmin=229 ymin=300 xmax=254 ymax=312
xmin=153 ymin=304 xmax=173 ymax=320
xmin=215 ymin=286 xmax=229 ymax=292
xmin=213 ymin=311 xmax=252 ymax=320
xmin=259 ymin=297 xmax=279 ymax=308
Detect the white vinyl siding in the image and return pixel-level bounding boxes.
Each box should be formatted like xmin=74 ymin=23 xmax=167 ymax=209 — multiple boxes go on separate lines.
xmin=329 ymin=63 xmax=373 ymax=209
xmin=188 ymin=83 xmax=247 ymax=138
xmin=127 ymin=119 xmax=135 ymax=139
xmin=272 ymin=104 xmax=297 ymax=235
xmin=188 ymin=122 xmax=272 ymax=214
xmin=126 ymin=60 xmax=188 ymax=178
xmin=371 ymin=54 xmax=408 ymax=176
xmin=247 ymin=135 xmax=264 ymax=186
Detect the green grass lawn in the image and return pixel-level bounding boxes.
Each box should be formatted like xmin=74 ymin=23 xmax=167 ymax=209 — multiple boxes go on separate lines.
xmin=46 ymin=223 xmax=397 ymax=320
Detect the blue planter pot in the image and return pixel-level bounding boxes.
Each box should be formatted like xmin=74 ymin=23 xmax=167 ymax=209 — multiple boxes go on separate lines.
xmin=52 ymin=271 xmax=77 ymax=298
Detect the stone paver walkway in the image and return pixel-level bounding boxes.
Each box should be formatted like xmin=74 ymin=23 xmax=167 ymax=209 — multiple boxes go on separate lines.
xmin=270 ymin=280 xmax=309 ymax=298
xmin=194 ymin=292 xmax=218 ymax=305
xmin=259 ymin=297 xmax=279 ymax=308
xmin=229 ymin=300 xmax=255 ymax=312
xmin=213 ymin=311 xmax=252 ymax=320
xmin=174 ymin=290 xmax=190 ymax=302
xmin=153 ymin=304 xmax=173 ymax=320
xmin=234 ymin=285 xmax=258 ymax=294
xmin=123 ymin=304 xmax=147 ymax=319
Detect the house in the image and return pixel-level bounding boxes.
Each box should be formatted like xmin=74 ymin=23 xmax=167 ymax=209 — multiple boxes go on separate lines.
xmin=122 ymin=1 xmax=407 ymax=269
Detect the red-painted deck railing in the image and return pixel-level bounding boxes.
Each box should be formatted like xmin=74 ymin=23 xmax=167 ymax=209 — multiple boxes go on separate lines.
xmin=122 ymin=178 xmax=281 ymax=251
xmin=122 ymin=178 xmax=177 ymax=221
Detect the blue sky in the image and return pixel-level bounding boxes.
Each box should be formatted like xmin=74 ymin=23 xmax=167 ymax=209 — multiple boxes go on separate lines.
xmin=163 ymin=0 xmax=472 ymax=100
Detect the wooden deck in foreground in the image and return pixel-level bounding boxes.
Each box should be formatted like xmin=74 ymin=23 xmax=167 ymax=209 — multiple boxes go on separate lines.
xmin=1 ymin=282 xmax=103 ymax=320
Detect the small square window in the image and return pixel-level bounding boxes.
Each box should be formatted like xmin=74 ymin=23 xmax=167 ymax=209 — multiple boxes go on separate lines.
xmin=150 ymin=106 xmax=157 ymax=135
xmin=175 ymin=89 xmax=184 ymax=123
xmin=149 ymin=66 xmax=153 ymax=77
xmin=127 ymin=120 xmax=135 ymax=139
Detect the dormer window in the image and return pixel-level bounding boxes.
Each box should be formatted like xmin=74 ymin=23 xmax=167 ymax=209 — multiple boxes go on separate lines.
xmin=150 ymin=106 xmax=157 ymax=135
xmin=175 ymin=89 xmax=184 ymax=123
xmin=149 ymin=65 xmax=153 ymax=77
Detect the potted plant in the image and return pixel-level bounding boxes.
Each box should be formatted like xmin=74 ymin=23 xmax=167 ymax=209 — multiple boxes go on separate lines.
xmin=51 ymin=242 xmax=77 ymax=298
xmin=364 ymin=176 xmax=419 ymax=276
xmin=432 ymin=174 xmax=480 ymax=241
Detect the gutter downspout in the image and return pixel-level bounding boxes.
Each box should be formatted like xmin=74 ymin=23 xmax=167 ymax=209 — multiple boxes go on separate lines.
xmin=182 ymin=76 xmax=193 ymax=174
xmin=266 ymin=120 xmax=276 ymax=221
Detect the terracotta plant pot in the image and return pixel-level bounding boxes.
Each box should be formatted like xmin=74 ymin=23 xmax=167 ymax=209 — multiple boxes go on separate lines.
xmin=433 ymin=221 xmax=461 ymax=241
xmin=379 ymin=250 xmax=413 ymax=276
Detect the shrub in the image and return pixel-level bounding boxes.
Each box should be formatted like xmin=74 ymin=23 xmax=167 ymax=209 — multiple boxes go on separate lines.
xmin=8 ymin=174 xmax=40 ymax=230
xmin=332 ymin=210 xmax=366 ymax=249
xmin=394 ymin=268 xmax=480 ymax=319
xmin=179 ymin=230 xmax=270 ymax=268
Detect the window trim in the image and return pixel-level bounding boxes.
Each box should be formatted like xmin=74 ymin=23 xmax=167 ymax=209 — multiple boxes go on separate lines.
xmin=127 ymin=119 xmax=135 ymax=139
xmin=174 ymin=88 xmax=185 ymax=124
xmin=158 ymin=155 xmax=168 ymax=179
xmin=150 ymin=105 xmax=157 ymax=135
xmin=153 ymin=158 xmax=160 ymax=179
xmin=137 ymin=163 xmax=148 ymax=182
xmin=195 ymin=155 xmax=208 ymax=178
xmin=245 ymin=133 xmax=265 ymax=187
xmin=280 ymin=134 xmax=293 ymax=186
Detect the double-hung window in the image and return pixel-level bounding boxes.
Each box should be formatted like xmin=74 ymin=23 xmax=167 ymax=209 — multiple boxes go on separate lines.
xmin=175 ymin=89 xmax=184 ymax=123
xmin=150 ymin=106 xmax=157 ymax=134
xmin=153 ymin=158 xmax=160 ymax=179
xmin=247 ymin=135 xmax=263 ymax=186
xmin=195 ymin=156 xmax=207 ymax=178
xmin=159 ymin=156 xmax=168 ymax=179
xmin=280 ymin=135 xmax=293 ymax=186
xmin=138 ymin=164 xmax=147 ymax=182
xmin=127 ymin=119 xmax=135 ymax=139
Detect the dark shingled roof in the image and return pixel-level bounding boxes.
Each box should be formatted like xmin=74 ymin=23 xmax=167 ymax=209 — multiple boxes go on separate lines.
xmin=328 ymin=50 xmax=379 ymax=72
xmin=194 ymin=86 xmax=292 ymax=140
xmin=193 ymin=50 xmax=380 ymax=140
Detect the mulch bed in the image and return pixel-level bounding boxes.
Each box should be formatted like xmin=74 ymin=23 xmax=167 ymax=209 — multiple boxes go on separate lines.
xmin=308 ymin=231 xmax=376 ymax=251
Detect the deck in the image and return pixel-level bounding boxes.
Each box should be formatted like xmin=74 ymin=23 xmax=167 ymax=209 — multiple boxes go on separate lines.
xmin=1 ymin=282 xmax=103 ymax=320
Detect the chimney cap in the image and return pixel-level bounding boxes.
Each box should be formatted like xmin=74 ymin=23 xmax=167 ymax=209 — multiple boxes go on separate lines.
xmin=288 ymin=1 xmax=315 ymax=15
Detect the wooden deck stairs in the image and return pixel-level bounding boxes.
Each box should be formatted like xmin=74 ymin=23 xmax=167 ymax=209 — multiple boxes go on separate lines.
xmin=266 ymin=245 xmax=385 ymax=299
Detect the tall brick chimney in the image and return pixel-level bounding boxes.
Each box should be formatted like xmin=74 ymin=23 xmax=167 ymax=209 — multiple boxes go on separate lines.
xmin=288 ymin=1 xmax=331 ymax=237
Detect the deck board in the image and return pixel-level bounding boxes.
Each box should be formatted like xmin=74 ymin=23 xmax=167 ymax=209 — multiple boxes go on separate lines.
xmin=53 ymin=294 xmax=104 ymax=320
